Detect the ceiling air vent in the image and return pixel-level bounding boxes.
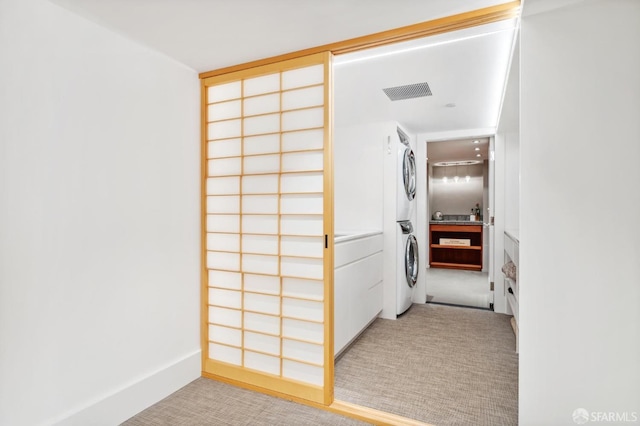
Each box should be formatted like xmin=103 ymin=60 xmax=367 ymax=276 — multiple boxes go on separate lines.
xmin=383 ymin=82 xmax=432 ymax=101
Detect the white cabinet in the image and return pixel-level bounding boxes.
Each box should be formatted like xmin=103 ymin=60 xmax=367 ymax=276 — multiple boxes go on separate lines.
xmin=504 ymin=230 xmax=519 ymax=352
xmin=334 ymin=232 xmax=383 ymax=356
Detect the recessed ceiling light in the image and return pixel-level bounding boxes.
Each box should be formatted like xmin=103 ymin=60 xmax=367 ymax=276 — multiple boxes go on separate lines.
xmin=474 ymin=147 xmax=480 ymax=151
xmin=445 ymin=103 xmax=456 ymax=108
xmin=473 ymin=140 xmax=480 ymax=144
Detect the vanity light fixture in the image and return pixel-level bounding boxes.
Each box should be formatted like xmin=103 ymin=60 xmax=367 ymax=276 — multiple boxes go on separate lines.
xmin=436 ymin=162 xmax=482 ymax=184
xmin=473 ymin=140 xmax=480 ymax=144
xmin=436 ymin=165 xmax=448 ymax=184
xmin=462 ymin=165 xmax=471 ymax=182
xmin=464 ymin=165 xmax=470 ymax=182
xmin=476 ymin=154 xmax=481 ymax=157
xmin=475 ymin=147 xmax=480 ymax=151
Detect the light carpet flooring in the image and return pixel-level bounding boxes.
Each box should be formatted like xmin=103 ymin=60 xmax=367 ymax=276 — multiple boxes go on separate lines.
xmin=124 ymin=304 xmax=517 ymax=425
xmin=425 ymin=267 xmax=491 ymax=308
xmin=122 ymin=377 xmax=369 ymax=425
xmin=334 ymin=303 xmax=518 ymax=425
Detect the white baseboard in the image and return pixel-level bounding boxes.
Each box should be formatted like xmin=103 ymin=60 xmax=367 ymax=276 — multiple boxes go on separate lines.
xmin=53 ymin=349 xmax=201 ymax=426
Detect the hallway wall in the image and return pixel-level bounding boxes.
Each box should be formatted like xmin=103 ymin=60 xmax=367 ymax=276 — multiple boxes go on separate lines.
xmin=334 ymin=122 xmax=385 ymax=232
xmin=520 ymin=0 xmax=640 ymax=423
xmin=0 ymin=1 xmax=200 ymax=424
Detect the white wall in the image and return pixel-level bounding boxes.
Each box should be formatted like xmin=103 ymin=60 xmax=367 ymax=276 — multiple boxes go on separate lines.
xmin=492 ymin=133 xmax=507 ymax=313
xmin=494 ymin=34 xmax=520 ymax=314
xmin=482 ymin=160 xmax=489 ymax=270
xmin=504 ymin=136 xmax=520 ymax=232
xmin=520 ymin=0 xmax=640 ymax=424
xmin=0 ymin=1 xmax=200 ymax=425
xmin=429 ymin=164 xmax=484 ymax=217
xmin=414 ymin=135 xmax=428 ymax=305
xmin=334 ymin=123 xmax=385 ymax=232
xmin=426 ymin=163 xmax=434 ymax=219
xmin=381 ymin=121 xmax=402 ymax=319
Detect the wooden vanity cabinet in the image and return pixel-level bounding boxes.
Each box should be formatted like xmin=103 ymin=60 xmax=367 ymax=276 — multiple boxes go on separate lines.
xmin=429 ymin=224 xmax=483 ymax=271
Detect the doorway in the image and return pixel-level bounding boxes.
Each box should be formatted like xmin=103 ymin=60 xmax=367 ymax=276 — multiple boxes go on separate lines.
xmin=199 ymin=3 xmax=520 ymax=424
xmin=331 ymin=17 xmax=515 ymax=423
xmin=425 ymin=138 xmax=492 ymax=309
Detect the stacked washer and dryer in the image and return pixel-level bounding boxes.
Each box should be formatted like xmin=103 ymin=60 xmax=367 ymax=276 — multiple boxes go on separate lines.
xmin=395 ymin=128 xmax=419 ymax=315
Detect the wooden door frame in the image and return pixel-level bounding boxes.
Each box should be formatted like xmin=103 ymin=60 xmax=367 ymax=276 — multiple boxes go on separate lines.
xmin=199 ymin=2 xmax=520 ymax=425
xmin=201 ymin=53 xmax=334 ymax=404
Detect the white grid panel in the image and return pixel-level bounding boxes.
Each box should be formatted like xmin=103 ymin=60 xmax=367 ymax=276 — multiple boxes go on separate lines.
xmin=205 ymin=63 xmax=326 ymax=386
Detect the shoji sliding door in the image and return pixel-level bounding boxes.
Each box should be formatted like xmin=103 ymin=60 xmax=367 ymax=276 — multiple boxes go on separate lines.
xmin=201 ymin=53 xmax=333 ymax=404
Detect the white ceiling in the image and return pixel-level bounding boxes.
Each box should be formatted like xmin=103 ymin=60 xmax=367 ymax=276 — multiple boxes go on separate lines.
xmin=51 ymin=0 xmax=521 ymax=149
xmin=51 ymin=0 xmax=511 ymax=73
xmin=334 ymin=19 xmax=517 ymax=136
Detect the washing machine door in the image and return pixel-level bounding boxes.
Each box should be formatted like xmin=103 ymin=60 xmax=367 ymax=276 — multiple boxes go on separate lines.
xmin=404 ymin=234 xmax=419 ymax=288
xmin=403 ymin=148 xmax=416 ymax=201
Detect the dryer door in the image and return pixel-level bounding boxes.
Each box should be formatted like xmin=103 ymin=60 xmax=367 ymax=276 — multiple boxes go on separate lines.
xmin=403 ymin=148 xmax=416 ymax=201
xmin=404 ymin=234 xmax=419 ymax=288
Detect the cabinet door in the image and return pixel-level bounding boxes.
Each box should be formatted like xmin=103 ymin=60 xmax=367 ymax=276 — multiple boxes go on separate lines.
xmin=202 ymin=53 xmax=334 ymax=405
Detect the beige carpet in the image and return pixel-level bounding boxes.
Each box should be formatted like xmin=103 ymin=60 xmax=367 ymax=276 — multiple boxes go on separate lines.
xmin=334 ymin=303 xmax=518 ymax=425
xmin=124 ymin=304 xmax=517 ymax=425
xmin=122 ymin=377 xmax=369 ymax=425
